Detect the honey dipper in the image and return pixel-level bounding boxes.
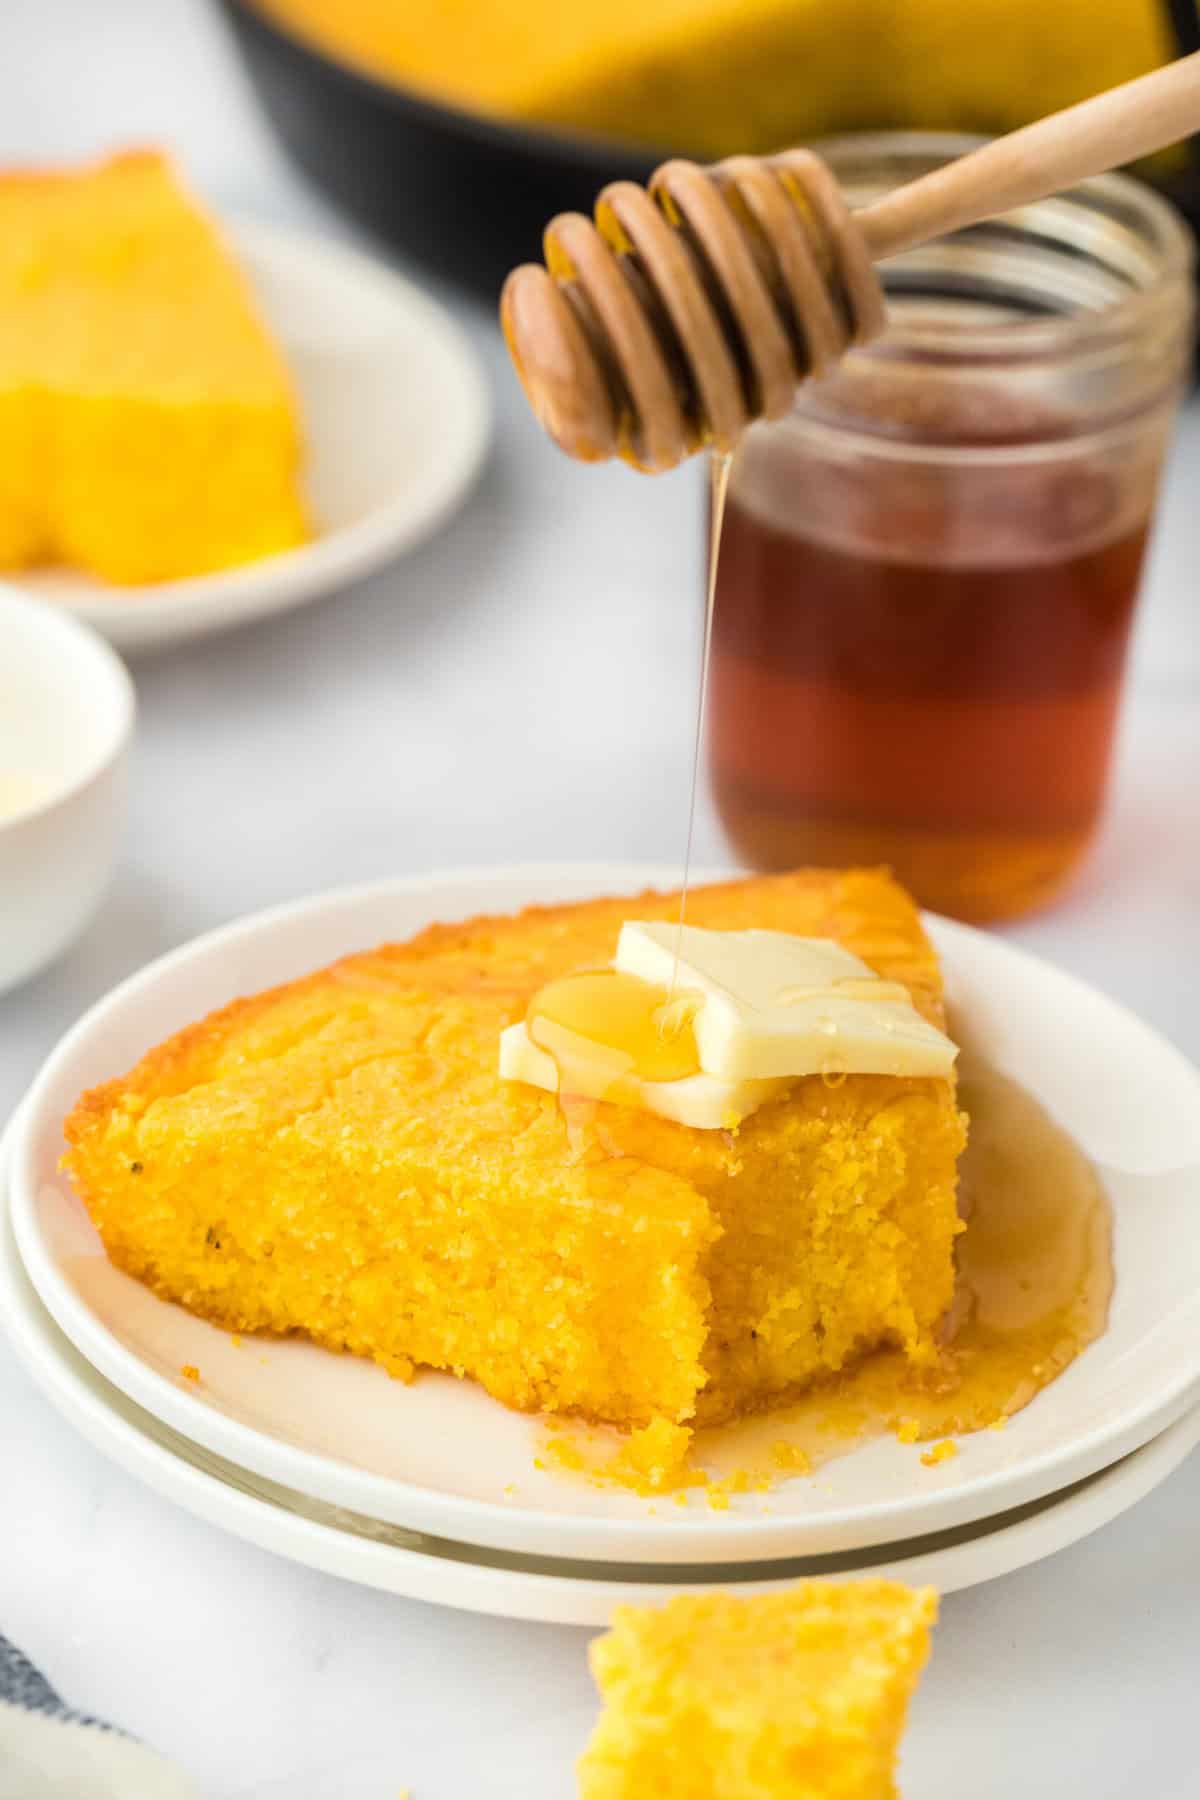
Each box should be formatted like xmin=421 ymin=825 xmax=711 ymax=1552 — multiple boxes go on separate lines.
xmin=501 ymin=51 xmax=1200 ymax=471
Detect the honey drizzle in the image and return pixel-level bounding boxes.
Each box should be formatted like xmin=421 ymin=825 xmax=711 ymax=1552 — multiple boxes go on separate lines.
xmin=670 ymin=449 xmax=731 ymax=995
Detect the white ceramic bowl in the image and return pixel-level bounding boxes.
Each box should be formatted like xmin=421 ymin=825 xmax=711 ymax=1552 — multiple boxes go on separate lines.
xmin=0 ymin=586 xmax=135 ymax=990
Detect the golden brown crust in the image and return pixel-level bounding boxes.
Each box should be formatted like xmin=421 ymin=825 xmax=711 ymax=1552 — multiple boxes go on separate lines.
xmin=64 ymin=865 xmax=943 ymax=1148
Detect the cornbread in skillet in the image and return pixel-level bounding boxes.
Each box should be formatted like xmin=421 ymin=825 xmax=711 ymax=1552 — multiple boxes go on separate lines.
xmin=252 ymin=0 xmax=1165 ymax=161
xmin=63 ymin=870 xmax=964 ymax=1437
xmin=0 ymin=149 xmax=306 ymax=582
xmin=578 ymin=1581 xmax=937 ymax=1798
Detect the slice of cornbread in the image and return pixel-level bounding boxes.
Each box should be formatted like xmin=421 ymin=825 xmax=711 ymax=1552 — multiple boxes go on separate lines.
xmin=255 ymin=0 xmax=1167 ymax=160
xmin=64 ymin=870 xmax=964 ymax=1436
xmin=0 ymin=150 xmax=306 ymax=583
xmin=578 ymin=1581 xmax=937 ymax=1799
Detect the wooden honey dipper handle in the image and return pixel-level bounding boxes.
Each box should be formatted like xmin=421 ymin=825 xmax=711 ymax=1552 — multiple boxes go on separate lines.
xmin=858 ymin=48 xmax=1200 ymax=258
xmin=502 ymin=50 xmax=1200 ymax=472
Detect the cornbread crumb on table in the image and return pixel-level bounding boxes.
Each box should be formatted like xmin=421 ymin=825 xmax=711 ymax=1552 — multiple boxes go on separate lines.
xmin=578 ymin=1581 xmax=937 ymax=1799
xmin=63 ymin=870 xmax=965 ymax=1465
xmin=0 ymin=149 xmax=307 ymax=583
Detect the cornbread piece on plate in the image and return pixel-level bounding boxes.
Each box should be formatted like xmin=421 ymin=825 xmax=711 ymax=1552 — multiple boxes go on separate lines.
xmin=0 ymin=149 xmax=306 ymax=582
xmin=64 ymin=870 xmax=964 ymax=1444
xmin=578 ymin=1581 xmax=937 ymax=1799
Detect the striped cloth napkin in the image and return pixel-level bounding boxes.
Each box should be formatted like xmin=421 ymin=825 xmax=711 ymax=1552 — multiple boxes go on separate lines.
xmin=0 ymin=1636 xmax=199 ymax=1799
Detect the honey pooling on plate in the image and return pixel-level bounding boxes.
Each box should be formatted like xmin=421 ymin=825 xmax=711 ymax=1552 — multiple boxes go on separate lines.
xmin=540 ymin=1053 xmax=1115 ymax=1496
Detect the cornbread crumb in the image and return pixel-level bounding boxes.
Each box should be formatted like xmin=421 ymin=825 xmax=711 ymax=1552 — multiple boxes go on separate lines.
xmin=538 ymin=1418 xmax=706 ymax=1496
xmin=704 ymin=1468 xmax=769 ymax=1512
xmin=920 ymin=1439 xmax=958 ymax=1467
xmin=0 ymin=149 xmax=306 ymax=583
xmin=180 ymin=1364 xmax=200 ymax=1384
xmin=614 ymin=1419 xmax=695 ymax=1493
xmin=63 ymin=871 xmax=964 ymax=1457
xmin=579 ymin=1581 xmax=937 ymax=1798
xmin=894 ymin=1417 xmax=921 ymax=1445
xmin=770 ymin=1439 xmax=812 ymax=1475
xmin=542 ymin=1420 xmax=815 ymax=1505
xmin=543 ymin=1434 xmax=588 ymax=1475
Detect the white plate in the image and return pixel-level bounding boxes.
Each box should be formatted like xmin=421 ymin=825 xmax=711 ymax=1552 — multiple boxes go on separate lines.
xmin=16 ymin=221 xmax=490 ymax=653
xmin=9 ymin=865 xmax=1200 ymax=1566
xmin=4 ymin=1197 xmax=1196 ymax=1627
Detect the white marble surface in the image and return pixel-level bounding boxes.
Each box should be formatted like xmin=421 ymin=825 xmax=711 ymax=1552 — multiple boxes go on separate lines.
xmin=2 ymin=4 xmax=1199 ymax=1795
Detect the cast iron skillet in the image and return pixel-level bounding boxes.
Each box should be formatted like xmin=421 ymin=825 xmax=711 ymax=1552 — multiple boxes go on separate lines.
xmin=220 ymin=0 xmax=1200 ymax=304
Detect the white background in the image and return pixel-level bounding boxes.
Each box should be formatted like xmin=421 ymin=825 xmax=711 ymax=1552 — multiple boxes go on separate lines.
xmin=0 ymin=3 xmax=1197 ymax=1794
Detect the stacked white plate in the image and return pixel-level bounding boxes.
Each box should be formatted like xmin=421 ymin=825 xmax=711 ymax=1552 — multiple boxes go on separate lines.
xmin=5 ymin=866 xmax=1200 ymax=1625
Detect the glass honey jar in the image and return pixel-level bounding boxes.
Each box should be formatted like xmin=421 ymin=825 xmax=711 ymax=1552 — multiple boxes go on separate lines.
xmin=707 ymin=134 xmax=1194 ymax=922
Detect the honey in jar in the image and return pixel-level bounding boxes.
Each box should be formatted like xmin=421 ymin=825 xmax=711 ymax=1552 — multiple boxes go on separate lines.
xmin=706 ymin=136 xmax=1193 ymax=923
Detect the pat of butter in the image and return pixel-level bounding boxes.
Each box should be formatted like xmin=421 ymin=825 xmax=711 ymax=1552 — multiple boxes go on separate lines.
xmin=615 ymin=922 xmax=958 ymax=1082
xmin=498 ymin=1021 xmax=788 ymax=1129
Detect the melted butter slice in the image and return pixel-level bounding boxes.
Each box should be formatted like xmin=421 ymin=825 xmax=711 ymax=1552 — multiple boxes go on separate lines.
xmin=530 ymin=970 xmax=702 ymax=1082
xmin=499 ymin=926 xmax=957 ymax=1128
xmin=616 ymin=922 xmax=957 ymax=1082
xmin=500 ymin=969 xmax=788 ymax=1128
